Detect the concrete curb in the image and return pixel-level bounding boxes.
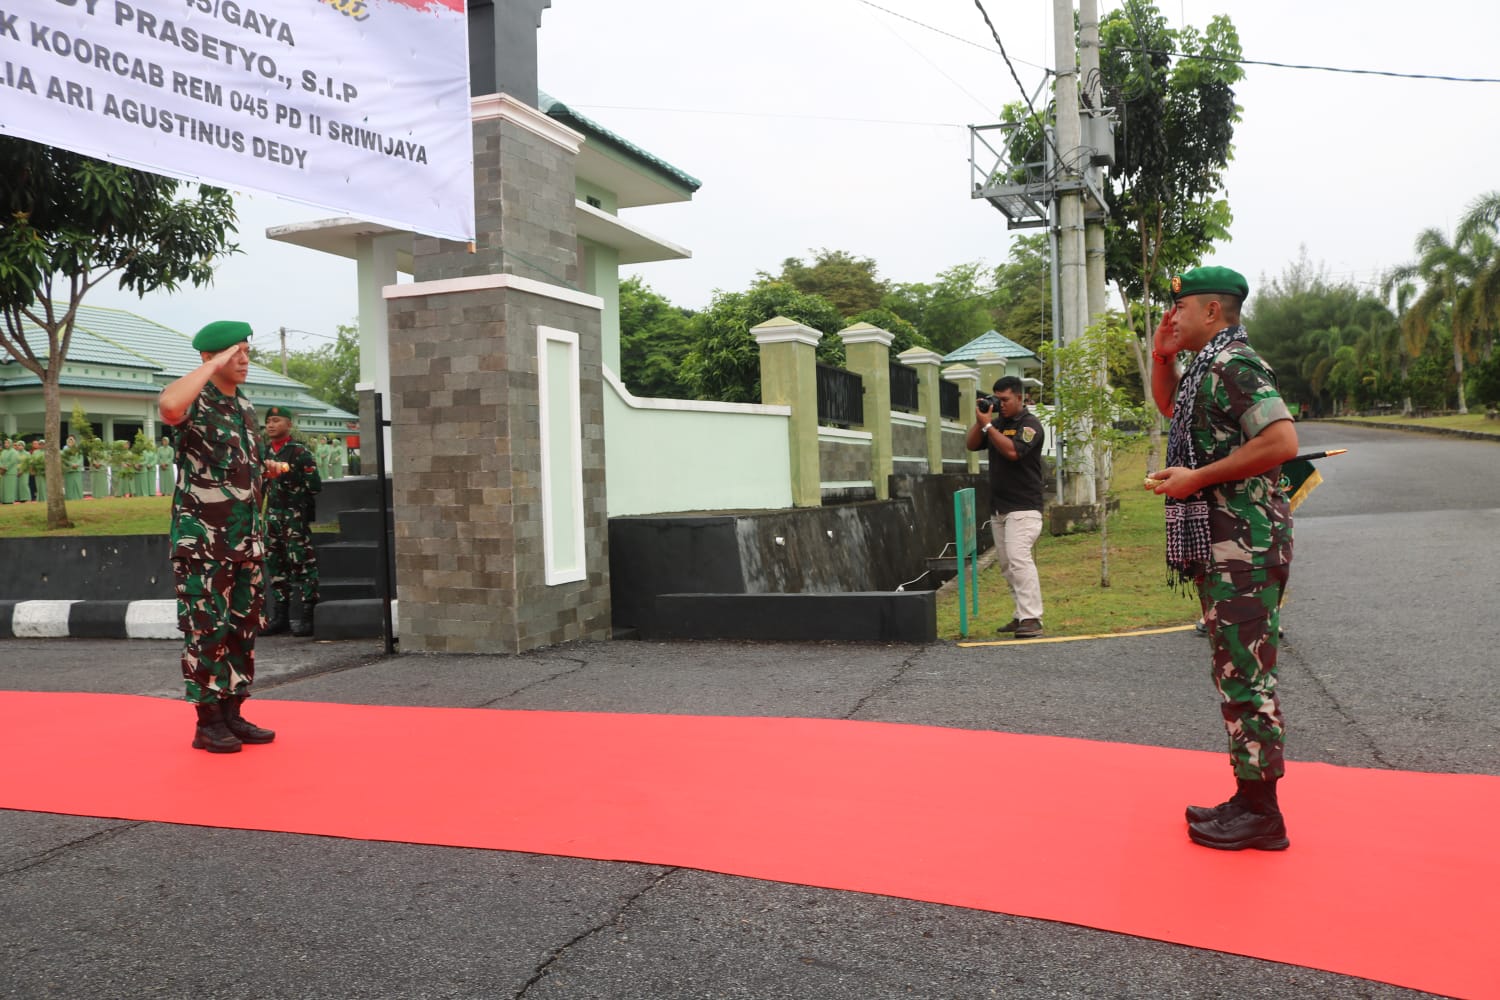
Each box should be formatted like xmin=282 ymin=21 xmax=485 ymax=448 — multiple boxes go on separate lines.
xmin=0 ymin=600 xmax=177 ymax=640
xmin=0 ymin=599 xmax=402 ymax=641
xmin=1316 ymin=417 xmax=1500 ymax=442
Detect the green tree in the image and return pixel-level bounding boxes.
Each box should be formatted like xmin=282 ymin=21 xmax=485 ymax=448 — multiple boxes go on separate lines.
xmin=757 ymin=249 xmax=886 ymax=317
xmin=618 ymin=275 xmax=696 ymax=398
xmin=0 ymin=137 xmax=238 ymax=528
xmin=681 ymin=283 xmax=845 ymax=403
xmin=989 ymin=234 xmax=1052 ymax=356
xmin=1037 ymin=313 xmax=1147 ymax=581
xmin=1252 ymin=255 xmax=1399 ymax=416
xmin=1097 ymin=1 xmax=1243 ymax=454
xmin=1465 ymin=351 xmax=1500 ymax=408
xmin=885 ymin=262 xmax=997 ymax=355
xmin=847 ymin=306 xmax=928 ymax=354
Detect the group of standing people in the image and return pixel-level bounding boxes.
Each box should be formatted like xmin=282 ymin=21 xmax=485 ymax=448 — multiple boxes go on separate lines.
xmin=0 ymin=439 xmax=44 ymax=504
xmin=0 ymin=436 xmax=176 ymax=503
xmin=158 ymin=320 xmax=322 ymax=755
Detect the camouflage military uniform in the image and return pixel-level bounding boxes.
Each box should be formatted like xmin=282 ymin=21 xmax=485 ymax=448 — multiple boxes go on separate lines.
xmin=264 ymin=434 xmax=321 ymax=610
xmin=168 ymin=383 xmax=267 ymax=705
xmin=1189 ymin=338 xmax=1294 ymax=781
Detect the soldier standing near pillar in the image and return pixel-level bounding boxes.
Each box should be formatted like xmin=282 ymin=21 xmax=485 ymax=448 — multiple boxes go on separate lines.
xmin=260 ymin=406 xmax=322 ymax=638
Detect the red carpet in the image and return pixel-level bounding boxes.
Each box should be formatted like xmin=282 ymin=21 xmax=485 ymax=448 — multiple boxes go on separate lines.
xmin=1 ymin=691 xmax=1495 ymax=998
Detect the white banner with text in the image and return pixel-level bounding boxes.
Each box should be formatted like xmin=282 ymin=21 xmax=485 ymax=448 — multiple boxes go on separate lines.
xmin=0 ymin=0 xmax=475 ymax=241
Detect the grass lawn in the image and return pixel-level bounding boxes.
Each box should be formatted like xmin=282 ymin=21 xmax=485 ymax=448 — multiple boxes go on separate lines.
xmin=937 ymin=444 xmax=1201 ymax=641
xmin=0 ymin=495 xmax=171 ymax=537
xmin=1334 ymin=412 xmax=1499 ymax=435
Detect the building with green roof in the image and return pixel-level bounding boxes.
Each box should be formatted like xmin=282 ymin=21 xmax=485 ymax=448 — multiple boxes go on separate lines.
xmin=0 ymin=303 xmax=357 ymax=443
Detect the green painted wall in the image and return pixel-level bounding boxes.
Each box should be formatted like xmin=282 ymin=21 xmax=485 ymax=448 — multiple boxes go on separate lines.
xmin=604 ymin=375 xmax=793 ymax=516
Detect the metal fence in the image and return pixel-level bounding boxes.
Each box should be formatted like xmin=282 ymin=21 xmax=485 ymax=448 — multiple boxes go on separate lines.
xmin=890 ymin=362 xmax=919 ymax=412
xmin=816 ymin=364 xmax=864 ymax=427
xmin=939 ymin=379 xmax=961 ymax=421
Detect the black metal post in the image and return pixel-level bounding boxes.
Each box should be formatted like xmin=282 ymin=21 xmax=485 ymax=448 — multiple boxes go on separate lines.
xmin=372 ymin=392 xmax=397 ymax=655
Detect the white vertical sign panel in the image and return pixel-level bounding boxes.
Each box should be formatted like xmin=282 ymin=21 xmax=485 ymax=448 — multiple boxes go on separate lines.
xmin=0 ymin=0 xmax=475 ymax=240
xmin=537 ymin=325 xmax=585 ymax=587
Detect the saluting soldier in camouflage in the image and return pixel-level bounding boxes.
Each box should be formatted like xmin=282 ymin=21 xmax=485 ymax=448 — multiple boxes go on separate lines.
xmin=159 ymin=320 xmax=286 ymax=754
xmin=260 ymin=406 xmax=322 ymax=638
xmin=1148 ymin=266 xmax=1299 ymax=852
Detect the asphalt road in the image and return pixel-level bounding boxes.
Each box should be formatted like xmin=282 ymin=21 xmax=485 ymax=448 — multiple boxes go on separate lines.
xmin=2 ymin=421 xmax=1495 ymax=999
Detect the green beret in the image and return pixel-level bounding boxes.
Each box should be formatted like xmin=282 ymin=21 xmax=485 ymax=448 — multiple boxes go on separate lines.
xmin=265 ymin=405 xmax=296 ymax=420
xmin=192 ymin=320 xmax=252 ymax=352
xmin=1171 ymin=266 xmax=1249 ymax=302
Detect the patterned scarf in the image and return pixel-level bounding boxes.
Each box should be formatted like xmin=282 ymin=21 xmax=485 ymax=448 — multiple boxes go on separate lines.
xmin=1164 ymin=324 xmax=1248 ymax=588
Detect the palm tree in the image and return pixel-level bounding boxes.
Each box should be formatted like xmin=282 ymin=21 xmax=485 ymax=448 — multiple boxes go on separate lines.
xmin=1456 ymin=191 xmax=1500 ymax=364
xmin=1392 ymin=223 xmax=1491 ymax=414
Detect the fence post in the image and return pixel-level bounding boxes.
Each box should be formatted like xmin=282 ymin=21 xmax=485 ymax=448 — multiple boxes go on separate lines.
xmin=838 ymin=322 xmax=893 ymax=500
xmin=899 ymin=347 xmax=945 ymax=474
xmin=943 ymin=364 xmax=982 ymax=474
xmin=975 ymin=352 xmax=1007 ymax=399
xmin=752 ymin=316 xmax=823 ymax=507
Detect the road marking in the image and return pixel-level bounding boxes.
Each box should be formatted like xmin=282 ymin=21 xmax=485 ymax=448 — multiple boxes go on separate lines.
xmin=958 ymin=624 xmax=1197 ymax=647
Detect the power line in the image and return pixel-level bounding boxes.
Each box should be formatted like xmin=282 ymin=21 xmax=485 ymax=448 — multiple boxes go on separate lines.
xmin=970 ymin=0 xmax=1066 ymax=170
xmin=569 ymin=104 xmax=965 ymax=129
xmin=1107 ymin=46 xmax=1500 ymax=84
xmin=850 ymin=0 xmax=997 ymax=118
xmin=852 ymin=0 xmax=1049 ymax=72
xmin=860 ymin=0 xmax=1500 ymax=87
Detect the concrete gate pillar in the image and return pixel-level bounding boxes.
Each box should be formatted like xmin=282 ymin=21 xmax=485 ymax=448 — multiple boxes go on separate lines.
xmin=383 ymin=95 xmax=609 ymax=653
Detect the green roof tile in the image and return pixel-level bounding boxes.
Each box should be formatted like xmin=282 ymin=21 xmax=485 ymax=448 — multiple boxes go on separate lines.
xmin=539 ymin=91 xmax=702 ymax=193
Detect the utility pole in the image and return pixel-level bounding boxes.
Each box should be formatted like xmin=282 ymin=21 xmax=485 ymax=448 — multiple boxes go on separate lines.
xmin=1053 ymin=0 xmax=1094 ymax=505
xmin=279 ymin=325 xmax=289 ymax=376
xmin=1079 ymin=0 xmax=1109 ymax=323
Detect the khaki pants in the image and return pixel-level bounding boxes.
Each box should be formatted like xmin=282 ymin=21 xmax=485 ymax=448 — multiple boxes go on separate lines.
xmin=990 ymin=510 xmax=1044 ymax=622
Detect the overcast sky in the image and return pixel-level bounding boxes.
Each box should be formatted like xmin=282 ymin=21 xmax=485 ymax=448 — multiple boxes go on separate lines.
xmin=85 ymin=0 xmax=1500 ymax=354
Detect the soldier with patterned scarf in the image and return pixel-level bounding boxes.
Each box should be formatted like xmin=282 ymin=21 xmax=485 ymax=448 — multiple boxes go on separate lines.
xmin=1147 ymin=267 xmax=1299 ymax=852
xmin=158 ymin=321 xmax=287 ymax=754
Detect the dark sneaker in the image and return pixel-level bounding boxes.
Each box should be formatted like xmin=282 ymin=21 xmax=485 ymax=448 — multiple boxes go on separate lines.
xmin=995 ymin=618 xmax=1021 ymax=634
xmin=1194 ymin=619 xmax=1208 ymax=636
xmin=1012 ymin=618 xmax=1044 ymax=639
xmin=1188 ymin=809 xmax=1289 ymax=851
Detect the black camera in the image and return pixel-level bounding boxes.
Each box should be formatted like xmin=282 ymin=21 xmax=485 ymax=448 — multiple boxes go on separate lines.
xmin=976 ymin=393 xmax=1000 ymax=414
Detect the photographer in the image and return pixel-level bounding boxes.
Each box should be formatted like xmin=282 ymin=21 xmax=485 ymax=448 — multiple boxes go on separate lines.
xmin=966 ymin=376 xmax=1046 ymax=639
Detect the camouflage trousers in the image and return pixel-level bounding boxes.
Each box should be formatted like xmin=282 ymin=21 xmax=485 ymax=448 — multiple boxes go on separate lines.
xmin=1196 ymin=563 xmax=1289 ymax=781
xmin=174 ymin=557 xmax=265 ymax=704
xmin=265 ymin=511 xmax=320 ymax=606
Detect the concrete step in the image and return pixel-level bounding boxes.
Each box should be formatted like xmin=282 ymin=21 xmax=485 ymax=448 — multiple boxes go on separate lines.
xmin=316 ymin=598 xmax=396 ymax=641
xmin=319 ymin=577 xmax=380 ymax=602
xmin=316 ymin=539 xmax=382 ymax=581
xmin=337 ymin=507 xmax=388 ymax=540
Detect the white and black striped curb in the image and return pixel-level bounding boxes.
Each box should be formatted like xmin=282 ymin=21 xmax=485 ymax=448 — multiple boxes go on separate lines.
xmin=0 ymin=600 xmax=177 ymax=640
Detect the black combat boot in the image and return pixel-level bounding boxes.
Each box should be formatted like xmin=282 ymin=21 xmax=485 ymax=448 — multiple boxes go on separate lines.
xmin=192 ymin=701 xmax=242 ymax=754
xmin=1188 ymin=777 xmax=1288 ymax=851
xmin=259 ymin=598 xmax=290 ymax=636
xmin=223 ymin=695 xmax=275 ymax=744
xmin=289 ymin=595 xmax=316 ymax=638
xmin=1184 ymin=777 xmax=1252 ymax=824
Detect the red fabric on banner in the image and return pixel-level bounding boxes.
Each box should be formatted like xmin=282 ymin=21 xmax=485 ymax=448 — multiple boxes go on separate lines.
xmin=1 ymin=691 xmax=1495 ymax=999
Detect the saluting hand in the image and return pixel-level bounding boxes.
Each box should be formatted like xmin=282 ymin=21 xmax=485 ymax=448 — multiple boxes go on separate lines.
xmin=1153 ymin=306 xmax=1182 ymax=358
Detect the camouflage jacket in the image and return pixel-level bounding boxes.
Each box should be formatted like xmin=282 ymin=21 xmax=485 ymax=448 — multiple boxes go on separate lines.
xmin=264 ymin=436 xmax=321 ymax=522
xmin=1190 ymin=341 xmax=1294 ymax=570
xmin=168 ymin=383 xmax=265 ymax=563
